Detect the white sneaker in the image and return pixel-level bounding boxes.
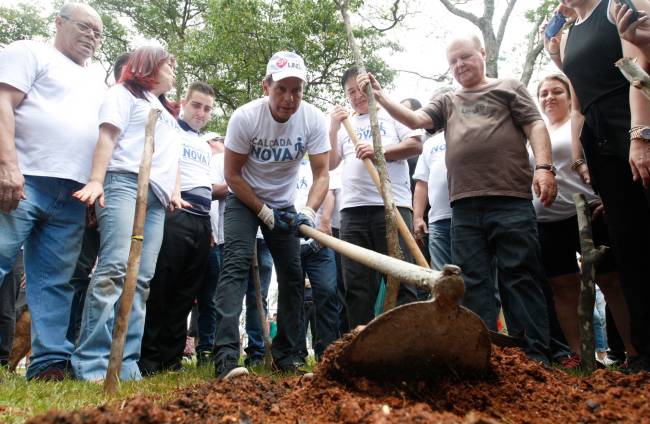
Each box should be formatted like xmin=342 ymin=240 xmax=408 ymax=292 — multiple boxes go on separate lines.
xmin=223 ymin=366 xmax=249 ymax=381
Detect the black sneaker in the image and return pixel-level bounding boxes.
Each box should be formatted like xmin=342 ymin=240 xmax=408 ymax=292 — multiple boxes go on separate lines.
xmin=274 ymin=359 xmax=309 ymax=375
xmin=29 ymin=361 xmax=70 ymax=381
xmin=244 ymin=355 xmax=265 ymax=367
xmin=621 ymin=355 xmax=650 ymax=374
xmin=215 ymin=357 xmax=248 ymax=381
xmin=196 ymin=350 xmax=213 ymax=366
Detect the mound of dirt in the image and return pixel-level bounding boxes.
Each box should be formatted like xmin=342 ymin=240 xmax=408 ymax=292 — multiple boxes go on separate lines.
xmin=28 ymin=346 xmax=649 ymax=423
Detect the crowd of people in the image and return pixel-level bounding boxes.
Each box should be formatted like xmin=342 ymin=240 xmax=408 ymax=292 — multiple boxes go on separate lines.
xmin=0 ymin=0 xmax=649 ymax=383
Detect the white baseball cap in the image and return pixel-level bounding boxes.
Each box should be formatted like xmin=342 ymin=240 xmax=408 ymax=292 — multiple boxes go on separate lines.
xmin=266 ymin=51 xmax=307 ymax=82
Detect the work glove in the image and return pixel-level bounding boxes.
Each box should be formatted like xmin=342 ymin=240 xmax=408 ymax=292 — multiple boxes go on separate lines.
xmin=291 ymin=206 xmax=316 ymax=239
xmin=257 ymin=204 xmax=294 ymax=232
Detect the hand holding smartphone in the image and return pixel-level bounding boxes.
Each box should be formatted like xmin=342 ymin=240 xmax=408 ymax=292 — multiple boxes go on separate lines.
xmin=545 ymin=12 xmax=567 ymax=39
xmin=615 ymin=0 xmax=639 ymax=23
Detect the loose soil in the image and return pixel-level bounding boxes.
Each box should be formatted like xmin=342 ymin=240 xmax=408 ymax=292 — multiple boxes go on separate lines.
xmin=27 ymin=336 xmax=650 ymax=423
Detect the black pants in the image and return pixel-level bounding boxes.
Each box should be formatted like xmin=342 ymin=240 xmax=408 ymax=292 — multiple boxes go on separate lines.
xmin=140 ymin=209 xmax=211 ymax=372
xmin=587 ymin=151 xmax=650 ymax=357
xmin=213 ymin=194 xmax=303 ymax=369
xmin=340 ymin=206 xmax=418 ymax=328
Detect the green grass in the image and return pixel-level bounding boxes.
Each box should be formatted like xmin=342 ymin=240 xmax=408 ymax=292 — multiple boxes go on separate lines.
xmin=0 ymin=363 xmax=214 ymax=424
xmin=0 ymin=357 xmax=317 ymax=424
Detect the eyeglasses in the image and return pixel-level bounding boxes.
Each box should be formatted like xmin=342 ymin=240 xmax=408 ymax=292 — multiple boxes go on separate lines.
xmin=60 ymin=15 xmax=102 ymax=40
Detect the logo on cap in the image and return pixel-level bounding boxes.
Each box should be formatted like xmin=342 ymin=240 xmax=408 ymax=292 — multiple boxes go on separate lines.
xmin=276 ymin=58 xmax=288 ymax=68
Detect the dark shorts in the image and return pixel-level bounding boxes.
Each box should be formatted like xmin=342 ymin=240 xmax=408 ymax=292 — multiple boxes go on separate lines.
xmin=537 ymin=213 xmax=616 ymax=278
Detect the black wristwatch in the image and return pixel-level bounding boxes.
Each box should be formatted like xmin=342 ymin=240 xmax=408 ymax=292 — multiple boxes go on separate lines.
xmin=535 ymin=164 xmax=556 ymax=175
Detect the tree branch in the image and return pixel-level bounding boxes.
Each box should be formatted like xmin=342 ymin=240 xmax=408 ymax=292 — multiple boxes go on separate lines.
xmin=439 ymin=0 xmax=481 ymax=27
xmin=496 ymin=0 xmax=517 ymax=49
xmin=393 ymin=68 xmax=451 ymax=82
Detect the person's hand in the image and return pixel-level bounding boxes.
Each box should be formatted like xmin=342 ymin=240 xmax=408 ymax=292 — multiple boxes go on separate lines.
xmin=317 ymin=219 xmax=332 ymax=236
xmin=73 ymin=180 xmax=105 ymax=208
xmin=0 ymin=163 xmax=26 ymax=212
xmin=557 ymin=4 xmax=577 ymax=21
xmin=85 ymin=204 xmax=98 ymax=228
xmin=533 ymin=169 xmax=558 ymax=207
xmin=589 ymin=198 xmax=605 ymax=222
xmin=330 ymin=105 xmax=349 ymax=133
xmin=541 ymin=22 xmax=562 ymax=58
xmin=574 ymin=162 xmax=591 ymax=185
xmin=356 ymin=72 xmax=383 ymax=101
xmin=413 ymin=217 xmax=428 ymax=241
xmin=355 ymin=142 xmax=376 ymax=160
xmin=257 ymin=204 xmax=294 ymax=232
xmin=629 ymin=139 xmax=650 ymax=188
xmin=169 ymin=193 xmax=192 ymax=211
xmin=614 ymin=3 xmax=650 ymax=46
xmin=290 ymin=207 xmax=316 ymax=238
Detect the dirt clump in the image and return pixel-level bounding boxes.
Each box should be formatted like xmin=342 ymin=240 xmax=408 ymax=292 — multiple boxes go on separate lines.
xmin=27 ymin=346 xmax=650 ymax=423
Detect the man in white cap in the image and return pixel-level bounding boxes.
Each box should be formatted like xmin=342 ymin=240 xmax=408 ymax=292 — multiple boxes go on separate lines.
xmin=213 ymin=51 xmax=330 ymax=380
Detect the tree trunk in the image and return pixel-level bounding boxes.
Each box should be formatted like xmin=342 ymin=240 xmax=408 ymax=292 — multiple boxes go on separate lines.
xmin=574 ymin=193 xmax=608 ymax=374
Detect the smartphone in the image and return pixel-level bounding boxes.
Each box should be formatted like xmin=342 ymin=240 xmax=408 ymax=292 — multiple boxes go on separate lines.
xmin=545 ymin=12 xmax=566 ymax=39
xmin=616 ymin=0 xmax=639 ymax=23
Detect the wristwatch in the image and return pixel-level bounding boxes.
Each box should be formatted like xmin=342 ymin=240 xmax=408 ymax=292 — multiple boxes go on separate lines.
xmin=535 ymin=164 xmax=556 ymax=175
xmin=630 ymin=126 xmax=650 ymax=142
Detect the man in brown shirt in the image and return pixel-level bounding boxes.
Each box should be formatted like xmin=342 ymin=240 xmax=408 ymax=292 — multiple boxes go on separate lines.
xmin=358 ymin=35 xmax=558 ymax=364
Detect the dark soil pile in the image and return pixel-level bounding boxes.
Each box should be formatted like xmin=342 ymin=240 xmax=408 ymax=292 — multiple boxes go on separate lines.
xmin=28 ymin=343 xmax=650 ymax=423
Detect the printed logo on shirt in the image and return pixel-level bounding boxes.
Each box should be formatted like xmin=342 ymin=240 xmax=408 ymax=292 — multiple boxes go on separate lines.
xmin=460 ymin=101 xmax=492 ymax=117
xmin=182 ymin=144 xmax=210 ymax=166
xmin=250 ymin=136 xmax=305 ymax=162
xmin=429 ymin=143 xmax=446 ymax=154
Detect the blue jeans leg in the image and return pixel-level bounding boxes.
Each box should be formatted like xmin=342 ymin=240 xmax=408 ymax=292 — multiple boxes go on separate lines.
xmin=0 ymin=176 xmax=86 ymax=378
xmin=428 ymin=218 xmax=452 ymax=270
xmin=196 ymin=244 xmax=223 ymax=353
xmin=594 ymin=288 xmax=608 ymax=352
xmin=71 ymin=172 xmax=165 ymax=381
xmin=245 ymin=239 xmax=273 ymax=360
xmin=301 ymin=244 xmax=339 ymax=359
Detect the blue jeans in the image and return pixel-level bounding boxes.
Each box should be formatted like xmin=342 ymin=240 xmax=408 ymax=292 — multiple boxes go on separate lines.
xmin=299 ymin=242 xmax=340 ymax=359
xmin=196 ymin=244 xmax=223 ymax=353
xmin=451 ymin=196 xmax=551 ymax=363
xmin=594 ymin=287 xmax=608 ymax=353
xmin=244 ymin=239 xmax=273 ymax=361
xmin=428 ymin=218 xmax=452 ymax=271
xmin=0 ymin=176 xmax=86 ymax=378
xmin=71 ymin=172 xmax=165 ymax=381
xmin=214 ymin=194 xmax=303 ymax=369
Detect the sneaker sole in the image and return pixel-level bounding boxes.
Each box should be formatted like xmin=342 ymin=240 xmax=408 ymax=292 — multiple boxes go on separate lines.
xmin=223 ymin=366 xmax=249 ymax=381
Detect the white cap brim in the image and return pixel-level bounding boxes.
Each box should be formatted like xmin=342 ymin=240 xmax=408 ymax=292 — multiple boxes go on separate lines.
xmin=271 ymin=69 xmax=307 ymax=82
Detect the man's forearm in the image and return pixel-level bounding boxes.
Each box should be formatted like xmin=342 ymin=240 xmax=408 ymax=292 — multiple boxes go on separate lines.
xmin=211 ymin=183 xmax=228 ymax=200
xmin=413 ymin=181 xmax=429 ymax=221
xmin=0 ymin=100 xmax=18 ymax=168
xmin=329 ymin=130 xmax=342 ymax=170
xmin=376 ymin=92 xmax=432 ymax=130
xmin=384 ymin=136 xmax=422 ymax=161
xmin=306 ymin=172 xmax=329 ymax=212
xmin=227 ymin=173 xmax=264 ymax=213
xmin=527 ymin=121 xmax=553 ymax=165
xmin=319 ymin=190 xmax=335 ymax=223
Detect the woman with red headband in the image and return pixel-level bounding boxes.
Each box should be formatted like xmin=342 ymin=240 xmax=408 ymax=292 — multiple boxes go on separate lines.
xmin=71 ymin=46 xmax=186 ymax=381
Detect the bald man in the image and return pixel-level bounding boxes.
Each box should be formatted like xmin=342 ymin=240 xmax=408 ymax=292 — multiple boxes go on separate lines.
xmin=359 ymin=35 xmax=558 ymax=365
xmin=0 ymin=3 xmax=105 ymax=380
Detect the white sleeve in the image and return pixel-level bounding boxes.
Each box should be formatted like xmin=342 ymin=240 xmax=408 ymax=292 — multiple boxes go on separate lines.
xmin=336 ymin=127 xmax=347 ymax=157
xmin=0 ymin=41 xmax=40 ymax=94
xmin=224 ymin=108 xmax=251 ymax=155
xmin=98 ymin=86 xmax=133 ymax=132
xmin=412 ymin=142 xmax=431 ymax=182
xmin=394 ymin=117 xmax=422 ymax=143
xmin=307 ymin=108 xmax=331 ymax=155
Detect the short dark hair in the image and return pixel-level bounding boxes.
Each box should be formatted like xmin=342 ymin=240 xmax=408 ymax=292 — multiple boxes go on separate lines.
xmin=113 ymin=52 xmax=130 ymax=82
xmin=340 ymin=66 xmax=378 ymax=90
xmin=186 ymin=81 xmax=215 ymax=99
xmin=400 ymin=98 xmax=422 ymax=111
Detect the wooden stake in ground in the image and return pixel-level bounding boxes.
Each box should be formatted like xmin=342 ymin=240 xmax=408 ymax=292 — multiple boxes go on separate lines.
xmin=104 ymin=108 xmax=160 ymax=394
xmin=336 ymin=0 xmax=404 ymax=312
xmin=251 ymin=242 xmax=273 ymax=366
xmin=616 ymin=57 xmax=650 ymax=101
xmin=574 ymin=193 xmax=608 ymax=373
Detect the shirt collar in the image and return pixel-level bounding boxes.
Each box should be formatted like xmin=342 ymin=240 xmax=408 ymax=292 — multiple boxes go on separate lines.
xmin=178 ymin=119 xmax=199 ymax=134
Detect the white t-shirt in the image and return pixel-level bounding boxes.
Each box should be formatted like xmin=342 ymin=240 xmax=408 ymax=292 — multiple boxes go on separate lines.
xmin=528 ymin=120 xmax=598 ymax=222
xmin=336 ymin=109 xmax=421 ymax=209
xmin=209 ymin=153 xmax=226 ymax=245
xmin=0 ymin=40 xmax=105 ymax=183
xmin=413 ymin=133 xmax=452 ymax=223
xmin=179 ymin=130 xmax=212 ymax=192
xmin=329 ymin=165 xmax=342 ymax=229
xmin=100 ymin=84 xmax=183 ymax=206
xmin=225 ymin=97 xmax=330 ymax=209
